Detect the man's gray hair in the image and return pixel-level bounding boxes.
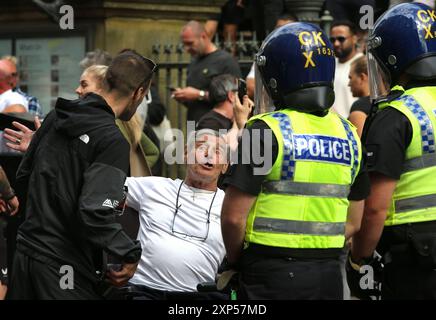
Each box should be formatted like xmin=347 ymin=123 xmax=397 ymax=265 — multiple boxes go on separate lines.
xmin=209 ymin=74 xmax=238 ymax=105
xmin=186 ymin=129 xmax=230 ymax=163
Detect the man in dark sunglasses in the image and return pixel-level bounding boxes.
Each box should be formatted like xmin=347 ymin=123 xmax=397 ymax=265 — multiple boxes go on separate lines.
xmin=329 ymin=35 xmax=348 ymax=44
xmin=329 ymin=21 xmax=363 ymax=118
xmin=330 ymin=21 xmax=359 ymax=62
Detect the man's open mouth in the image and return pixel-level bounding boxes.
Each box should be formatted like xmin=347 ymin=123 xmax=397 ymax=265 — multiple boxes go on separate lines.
xmin=201 ymin=162 xmax=214 ymax=169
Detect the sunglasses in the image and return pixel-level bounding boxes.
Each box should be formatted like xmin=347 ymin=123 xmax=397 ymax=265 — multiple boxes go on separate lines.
xmin=144 ymin=91 xmax=152 ymax=104
xmin=142 ymin=56 xmax=157 ymax=84
xmin=329 ymin=36 xmax=349 ymax=44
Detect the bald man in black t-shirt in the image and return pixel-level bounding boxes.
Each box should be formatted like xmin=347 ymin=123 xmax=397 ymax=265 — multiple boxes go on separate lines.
xmin=173 ymin=21 xmax=241 ymax=123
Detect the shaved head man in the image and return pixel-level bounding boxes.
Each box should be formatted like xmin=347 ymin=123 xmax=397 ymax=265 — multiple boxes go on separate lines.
xmin=174 ymin=20 xmax=241 ymax=123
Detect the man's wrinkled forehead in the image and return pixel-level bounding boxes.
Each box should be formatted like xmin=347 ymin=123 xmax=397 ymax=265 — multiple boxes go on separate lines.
xmin=196 ymin=132 xmax=217 ymax=143
xmin=188 ymin=130 xmax=226 ymax=150
xmin=195 ymin=133 xmax=226 ymax=148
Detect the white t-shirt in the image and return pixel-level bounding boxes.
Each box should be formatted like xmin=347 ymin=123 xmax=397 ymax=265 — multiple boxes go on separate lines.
xmin=331 ymin=53 xmax=363 ymax=118
xmin=125 ymin=176 xmax=226 ymax=292
xmin=0 ymin=89 xmax=28 ymax=112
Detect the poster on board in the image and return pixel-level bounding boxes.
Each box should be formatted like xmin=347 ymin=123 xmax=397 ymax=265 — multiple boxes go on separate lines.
xmin=0 ymin=39 xmax=12 ymax=58
xmin=16 ymin=37 xmax=85 ymax=115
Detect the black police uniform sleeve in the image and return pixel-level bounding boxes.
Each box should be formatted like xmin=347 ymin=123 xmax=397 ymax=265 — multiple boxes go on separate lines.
xmin=222 ymin=120 xmax=278 ymax=196
xmin=365 ymin=107 xmax=413 ymax=180
xmin=77 ymin=136 xmax=141 ymax=264
xmin=348 ymin=149 xmax=370 ymax=201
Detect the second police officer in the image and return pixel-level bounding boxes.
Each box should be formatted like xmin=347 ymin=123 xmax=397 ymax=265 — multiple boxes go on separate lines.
xmin=221 ymin=22 xmax=370 ymax=300
xmin=349 ymin=2 xmax=436 ymax=299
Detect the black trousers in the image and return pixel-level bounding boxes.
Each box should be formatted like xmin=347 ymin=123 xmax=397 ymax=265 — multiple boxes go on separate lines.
xmin=238 ymin=254 xmax=343 ymax=300
xmin=382 ymin=263 xmax=436 ymax=300
xmin=379 ymin=222 xmax=436 ymax=300
xmin=107 ymin=283 xmax=229 ymax=300
xmin=7 ymin=250 xmax=102 ymax=300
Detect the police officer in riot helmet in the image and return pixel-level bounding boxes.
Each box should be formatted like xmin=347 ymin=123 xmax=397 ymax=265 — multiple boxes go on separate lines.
xmin=221 ymin=22 xmax=369 ymax=300
xmin=349 ymin=2 xmax=436 ymax=300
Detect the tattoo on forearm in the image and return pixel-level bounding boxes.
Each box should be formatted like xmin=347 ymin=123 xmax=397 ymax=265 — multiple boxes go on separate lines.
xmin=0 ymin=167 xmax=14 ymax=199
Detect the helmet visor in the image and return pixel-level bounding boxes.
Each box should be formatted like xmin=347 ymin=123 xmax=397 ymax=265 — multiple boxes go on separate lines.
xmin=367 ymin=34 xmax=390 ymax=102
xmin=254 ymin=63 xmax=274 ymax=115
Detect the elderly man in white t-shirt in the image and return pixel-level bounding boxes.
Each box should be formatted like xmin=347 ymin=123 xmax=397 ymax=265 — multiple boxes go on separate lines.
xmin=123 ymin=129 xmax=228 ymax=299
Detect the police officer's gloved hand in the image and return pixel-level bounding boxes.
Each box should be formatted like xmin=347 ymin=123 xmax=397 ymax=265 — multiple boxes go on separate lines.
xmin=216 ymin=257 xmax=239 ymax=293
xmin=346 ymin=254 xmax=382 ymax=300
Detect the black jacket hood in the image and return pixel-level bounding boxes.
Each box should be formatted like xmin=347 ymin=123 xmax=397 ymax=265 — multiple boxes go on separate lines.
xmin=54 ymin=93 xmax=116 ymax=137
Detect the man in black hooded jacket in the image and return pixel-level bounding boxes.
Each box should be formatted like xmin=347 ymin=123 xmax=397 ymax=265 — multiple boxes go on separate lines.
xmin=7 ymin=52 xmax=155 ymax=299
